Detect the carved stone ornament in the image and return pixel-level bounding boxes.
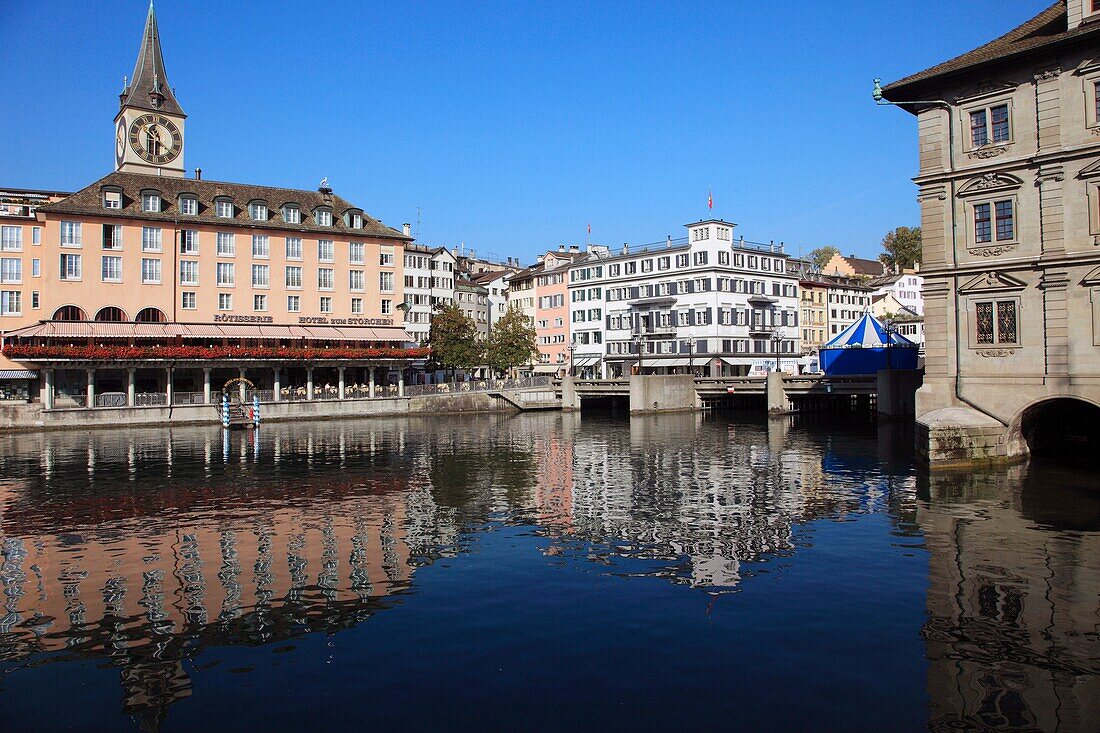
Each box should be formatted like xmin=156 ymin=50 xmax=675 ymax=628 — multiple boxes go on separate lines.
xmin=976 ymin=348 xmax=1017 ymax=357
xmin=1093 ymin=234 xmax=1100 ymax=246
xmin=959 ymin=270 xmax=1028 ymax=294
xmin=968 ymin=145 xmax=1008 ymax=160
xmin=1092 ymin=127 xmax=1100 ymax=137
xmin=957 ymin=172 xmax=1023 ymax=197
xmin=974 ymin=173 xmax=1003 ymax=189
xmin=1033 ymin=67 xmax=1061 ymax=82
xmin=969 ymin=245 xmax=1016 ymax=257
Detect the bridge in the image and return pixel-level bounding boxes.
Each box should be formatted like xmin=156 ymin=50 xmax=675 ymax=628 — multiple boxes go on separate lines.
xmin=556 ymin=372 xmax=919 ymax=417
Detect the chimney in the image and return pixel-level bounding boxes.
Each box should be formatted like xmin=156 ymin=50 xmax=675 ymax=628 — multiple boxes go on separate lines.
xmin=195 ymin=168 xmax=202 ymax=180
xmin=558 ymin=244 xmax=566 ymax=252
xmin=622 ymin=243 xmax=629 ymax=254
xmin=402 ymin=223 xmax=411 ymax=237
xmin=536 ymin=254 xmax=545 ymax=263
xmin=912 ymin=262 xmax=920 ymax=273
xmin=569 ymin=245 xmax=579 ymax=253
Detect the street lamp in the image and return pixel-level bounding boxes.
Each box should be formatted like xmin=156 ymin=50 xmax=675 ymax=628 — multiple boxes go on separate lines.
xmin=772 ymin=329 xmax=785 ymax=373
xmin=632 ymin=331 xmax=643 ymax=375
xmin=687 ymin=331 xmax=696 ymax=377
xmin=883 ymin=318 xmax=897 ymax=370
xmin=567 ymin=335 xmax=577 ymax=378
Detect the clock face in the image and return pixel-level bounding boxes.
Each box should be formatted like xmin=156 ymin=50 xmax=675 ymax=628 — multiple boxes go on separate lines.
xmin=115 ymin=119 xmax=126 ymax=169
xmin=127 ymin=113 xmax=181 ymax=165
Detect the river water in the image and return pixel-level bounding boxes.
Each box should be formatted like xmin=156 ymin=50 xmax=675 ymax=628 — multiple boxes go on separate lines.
xmin=0 ymin=412 xmax=1096 ymax=732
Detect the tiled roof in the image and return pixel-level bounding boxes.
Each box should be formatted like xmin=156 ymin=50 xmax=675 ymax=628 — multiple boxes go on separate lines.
xmin=883 ymin=3 xmax=1099 ymax=95
xmin=829 ymin=255 xmax=885 ymax=277
xmin=39 ymin=171 xmax=410 ymax=240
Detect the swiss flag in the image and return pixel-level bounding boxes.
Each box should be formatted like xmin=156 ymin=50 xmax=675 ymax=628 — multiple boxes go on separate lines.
xmin=708 ymin=190 xmax=713 ymax=210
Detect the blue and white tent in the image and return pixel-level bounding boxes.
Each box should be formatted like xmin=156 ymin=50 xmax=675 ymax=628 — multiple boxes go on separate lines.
xmin=819 ymin=312 xmax=919 ymax=375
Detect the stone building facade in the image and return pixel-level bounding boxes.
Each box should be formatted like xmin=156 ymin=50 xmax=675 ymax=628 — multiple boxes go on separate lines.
xmin=883 ymin=0 xmax=1100 ymax=464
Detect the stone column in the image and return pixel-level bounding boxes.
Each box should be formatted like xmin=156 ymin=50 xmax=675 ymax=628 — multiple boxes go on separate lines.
xmin=369 ymin=367 xmax=375 ymax=398
xmin=127 ymin=368 xmax=136 ymax=406
xmin=273 ymin=367 xmax=281 ymax=401
xmin=307 ymin=366 xmax=315 ymax=401
xmin=203 ymin=368 xmax=212 ymax=404
xmin=338 ymin=367 xmax=346 ymax=400
xmin=86 ymin=368 xmax=95 ymax=408
xmin=43 ymin=368 xmax=54 ymax=409
xmin=398 ymin=368 xmax=405 ymax=397
xmin=238 ymin=368 xmax=247 ymax=402
xmin=165 ymin=367 xmax=174 ymax=405
xmin=766 ymin=371 xmax=791 ymax=414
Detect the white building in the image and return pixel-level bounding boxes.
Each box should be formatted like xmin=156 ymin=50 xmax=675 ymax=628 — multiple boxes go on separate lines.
xmin=865 ymin=270 xmax=923 ymax=316
xmin=402 ymin=243 xmax=456 ymax=345
xmin=826 ymin=279 xmax=874 ymax=339
xmin=472 ymin=270 xmax=510 ymax=332
xmin=567 ymin=219 xmax=800 ymax=378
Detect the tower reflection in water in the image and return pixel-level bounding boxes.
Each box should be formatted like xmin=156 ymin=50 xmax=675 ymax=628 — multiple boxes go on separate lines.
xmin=920 ymin=464 xmax=1100 ymax=732
xmin=8 ymin=413 xmax=1092 ymax=731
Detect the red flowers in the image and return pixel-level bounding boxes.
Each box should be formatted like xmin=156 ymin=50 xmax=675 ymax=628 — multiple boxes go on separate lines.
xmin=1 ymin=344 xmax=431 ymax=362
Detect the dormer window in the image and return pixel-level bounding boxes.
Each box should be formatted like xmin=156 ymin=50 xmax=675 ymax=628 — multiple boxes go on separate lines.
xmin=141 ymin=192 xmax=161 ymax=213
xmin=215 ymin=198 xmax=234 ymax=218
xmin=103 ymin=190 xmax=122 ymax=209
xmin=249 ymin=201 xmax=268 ymax=221
xmin=345 ymin=211 xmax=363 ymax=229
xmin=283 ymin=205 xmax=301 ymax=224
xmin=315 ymin=208 xmax=332 ymax=227
xmin=179 ymin=195 xmax=198 ymax=215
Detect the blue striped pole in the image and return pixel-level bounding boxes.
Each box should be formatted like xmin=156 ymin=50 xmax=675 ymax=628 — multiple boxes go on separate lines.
xmin=222 ymin=393 xmax=230 ymax=428
xmin=252 ymin=394 xmax=260 ymax=426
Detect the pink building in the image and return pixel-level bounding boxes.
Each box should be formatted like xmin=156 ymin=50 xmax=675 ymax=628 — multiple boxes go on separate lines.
xmin=0 ymin=3 xmax=420 ymax=410
xmin=533 ymin=249 xmax=583 ymax=373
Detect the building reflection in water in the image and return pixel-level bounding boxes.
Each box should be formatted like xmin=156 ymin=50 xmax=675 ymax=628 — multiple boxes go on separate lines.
xmin=536 ymin=412 xmax=916 ymax=592
xmin=920 ymin=464 xmax=1100 ymax=732
xmin=0 ymin=411 xmax=933 ymax=729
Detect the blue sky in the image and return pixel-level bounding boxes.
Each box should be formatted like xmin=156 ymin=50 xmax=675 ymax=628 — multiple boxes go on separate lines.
xmin=2 ymin=0 xmax=1051 ymax=263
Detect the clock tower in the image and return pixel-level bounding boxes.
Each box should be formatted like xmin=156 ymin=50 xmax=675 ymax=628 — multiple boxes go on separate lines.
xmin=115 ymin=1 xmax=186 ymax=177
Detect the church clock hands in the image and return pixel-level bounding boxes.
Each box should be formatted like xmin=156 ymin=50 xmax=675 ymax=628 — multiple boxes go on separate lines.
xmin=127 ymin=113 xmax=181 ymax=165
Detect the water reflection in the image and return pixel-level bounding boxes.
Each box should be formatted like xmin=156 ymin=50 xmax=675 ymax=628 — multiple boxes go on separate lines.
xmin=0 ymin=414 xmax=1095 ymax=731
xmin=920 ymin=464 xmax=1100 ymax=732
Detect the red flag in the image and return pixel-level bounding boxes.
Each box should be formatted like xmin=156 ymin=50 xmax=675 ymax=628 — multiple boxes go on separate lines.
xmin=708 ymin=190 xmax=713 ymax=211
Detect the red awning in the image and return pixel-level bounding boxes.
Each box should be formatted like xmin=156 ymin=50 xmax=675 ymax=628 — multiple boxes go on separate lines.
xmin=4 ymin=321 xmax=413 ymax=344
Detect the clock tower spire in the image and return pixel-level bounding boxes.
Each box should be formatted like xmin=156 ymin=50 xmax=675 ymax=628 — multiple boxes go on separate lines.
xmin=115 ymin=1 xmax=186 ymax=176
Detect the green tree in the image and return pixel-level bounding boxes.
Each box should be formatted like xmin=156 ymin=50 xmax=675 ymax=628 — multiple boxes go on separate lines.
xmin=808 ymin=245 xmax=840 ymax=270
xmin=427 ymin=302 xmax=482 ymax=379
xmin=485 ymin=306 xmax=538 ymax=376
xmin=879 ymin=226 xmax=922 ymax=270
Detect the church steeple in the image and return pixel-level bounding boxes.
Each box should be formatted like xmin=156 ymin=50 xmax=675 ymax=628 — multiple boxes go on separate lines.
xmin=114 ymin=1 xmax=186 ymax=176
xmin=119 ymin=1 xmax=185 ymax=118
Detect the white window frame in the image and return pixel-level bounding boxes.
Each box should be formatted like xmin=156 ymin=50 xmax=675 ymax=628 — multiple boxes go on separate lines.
xmin=318 ymin=267 xmax=334 ymax=291
xmin=217 ymin=262 xmax=235 ymax=287
xmin=179 ymin=196 xmax=198 ymax=215
xmin=286 ymin=237 xmax=303 ymax=260
xmin=142 ymin=226 xmax=163 ymax=253
xmin=101 ymin=255 xmax=122 ymax=283
xmin=181 ymin=291 xmax=197 ymax=310
xmin=287 ymin=295 xmax=300 ymax=312
xmin=320 ymin=296 xmax=333 ymax=313
xmin=60 ymin=253 xmax=82 ymax=281
xmin=141 ymin=258 xmax=162 ymax=284
xmin=317 ymin=239 xmax=334 ymax=262
xmin=218 ymin=292 xmax=233 ymax=310
xmin=216 ymin=199 xmax=234 ymax=218
xmin=251 ymin=264 xmax=270 ymax=288
xmin=252 ymin=234 xmax=270 ymax=259
xmin=179 ymin=260 xmax=199 ymax=285
xmin=141 ymin=193 xmax=161 ymax=213
xmin=254 ymin=294 xmax=268 ymax=311
xmin=216 ymin=232 xmax=236 ymax=256
xmin=285 ymin=265 xmax=303 ymax=289
xmin=60 ymin=221 xmax=81 ymax=248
